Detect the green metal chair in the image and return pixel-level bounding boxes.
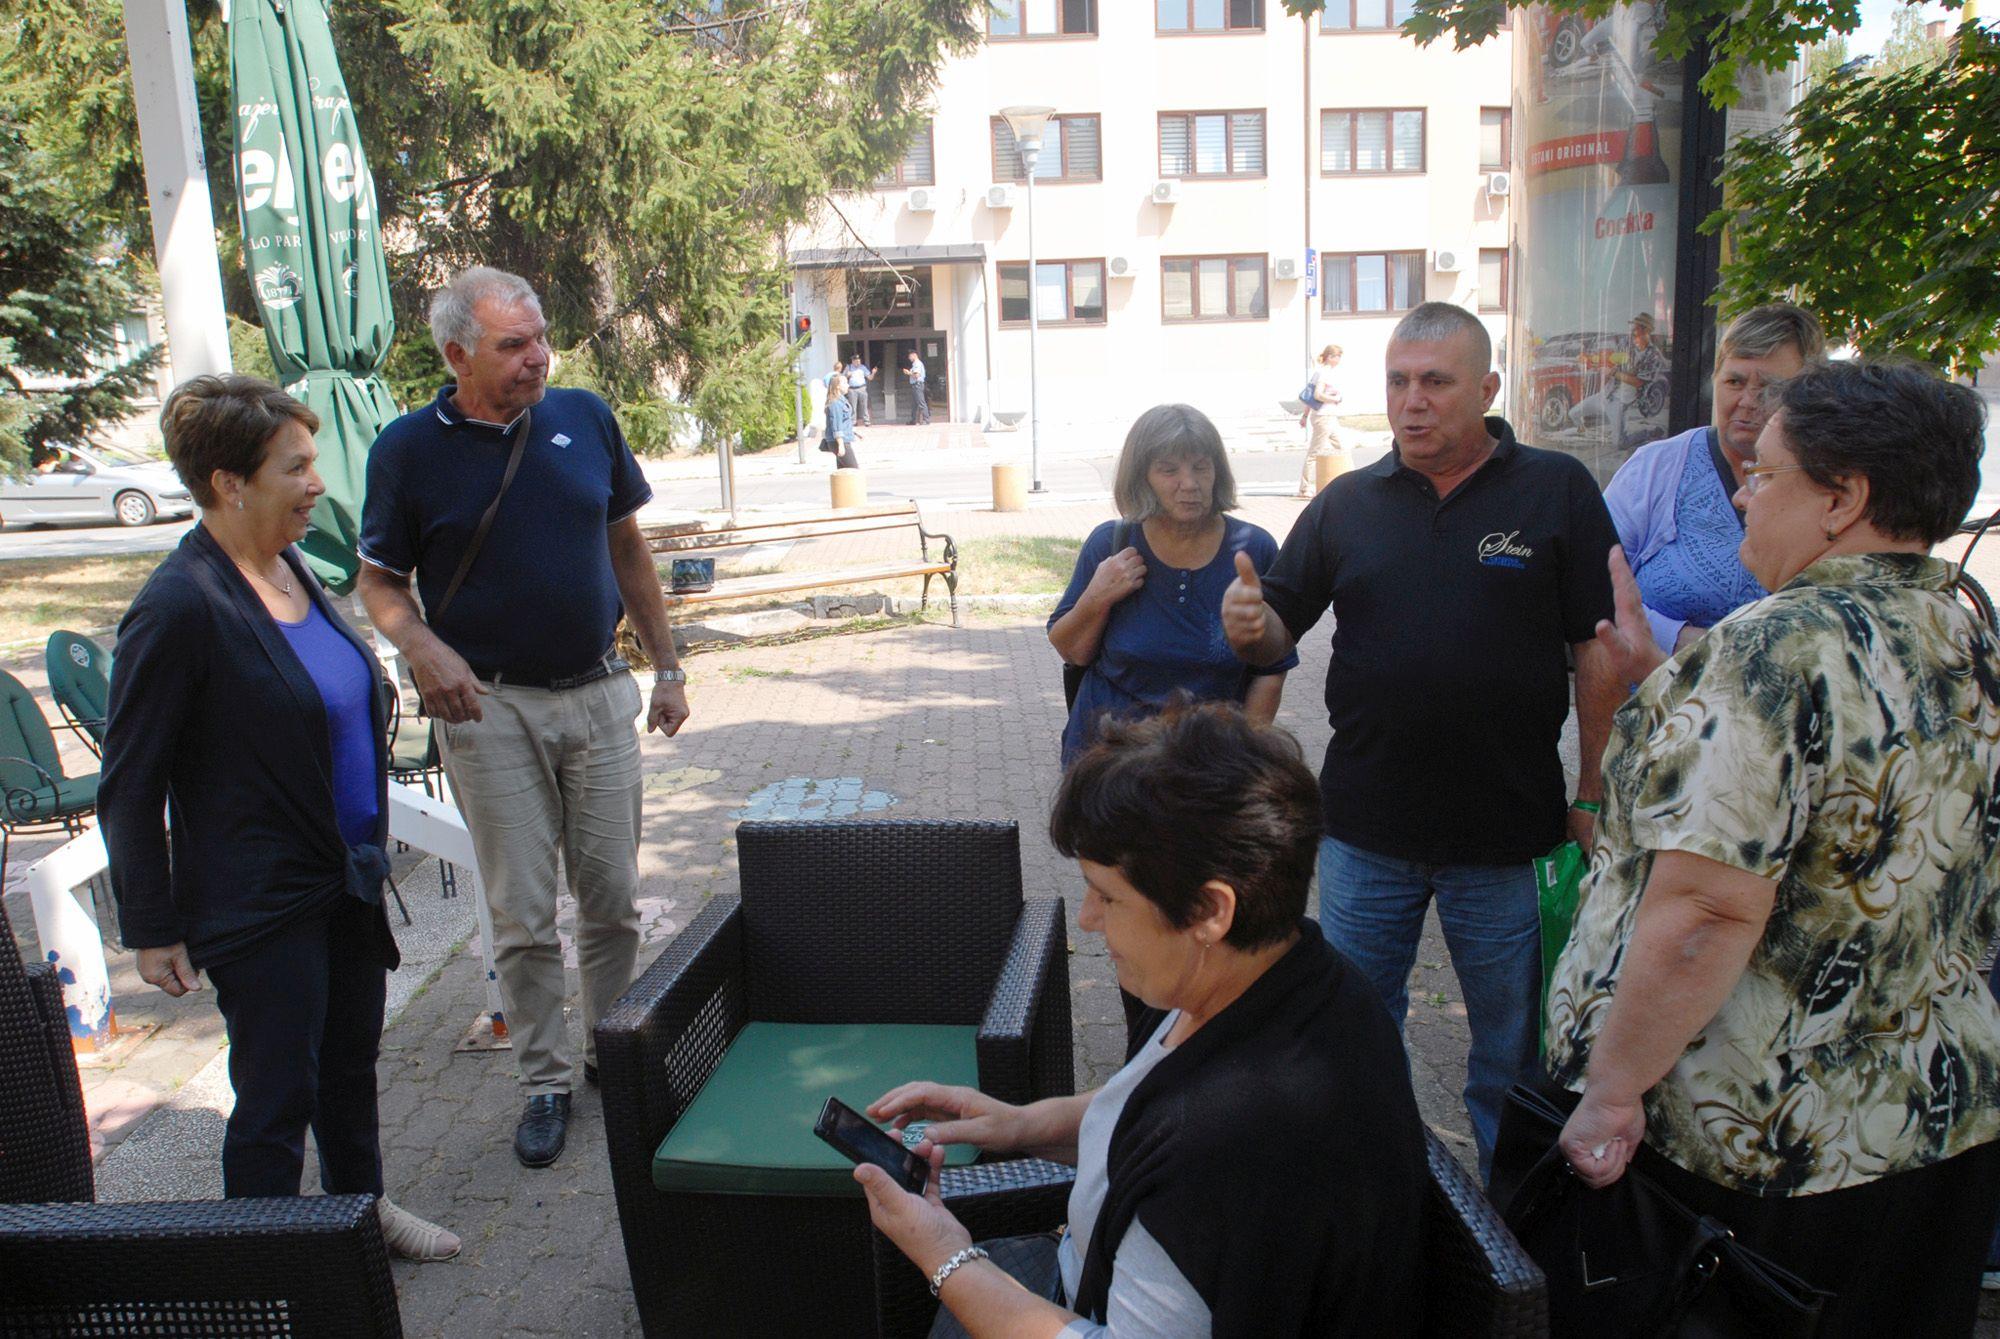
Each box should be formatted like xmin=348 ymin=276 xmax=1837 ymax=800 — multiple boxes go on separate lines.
xmin=0 ymin=669 xmax=99 ymax=891
xmin=43 ymin=631 xmax=112 ymax=757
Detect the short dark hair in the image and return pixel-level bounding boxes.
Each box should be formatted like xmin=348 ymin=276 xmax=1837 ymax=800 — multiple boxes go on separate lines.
xmin=1773 ymin=359 xmax=1983 ymax=545
xmin=1049 ymin=702 xmax=1321 ymax=951
xmin=1111 ymin=404 xmax=1238 ymax=522
xmin=159 ymin=375 xmax=320 ymax=508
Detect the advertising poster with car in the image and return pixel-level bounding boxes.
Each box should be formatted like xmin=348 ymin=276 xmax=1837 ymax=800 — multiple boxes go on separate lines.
xmin=1510 ymin=1 xmax=1682 ymax=486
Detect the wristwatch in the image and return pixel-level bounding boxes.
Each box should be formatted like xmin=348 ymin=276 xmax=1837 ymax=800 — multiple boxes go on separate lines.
xmin=655 ymin=668 xmax=687 ymax=684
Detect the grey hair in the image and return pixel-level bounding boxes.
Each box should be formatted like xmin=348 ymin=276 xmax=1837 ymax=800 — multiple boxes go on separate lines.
xmin=1389 ymin=301 xmax=1493 ymax=373
xmin=1112 ymin=404 xmax=1238 ymax=521
xmin=1715 ymin=302 xmax=1825 ymax=370
xmin=429 ymin=266 xmax=541 ymax=360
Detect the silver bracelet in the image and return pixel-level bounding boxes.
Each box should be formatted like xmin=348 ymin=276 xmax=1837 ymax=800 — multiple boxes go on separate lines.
xmin=928 ymin=1245 xmax=989 ymax=1298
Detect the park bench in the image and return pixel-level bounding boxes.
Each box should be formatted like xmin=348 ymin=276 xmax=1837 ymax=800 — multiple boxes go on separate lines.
xmin=640 ymin=499 xmax=960 ymax=627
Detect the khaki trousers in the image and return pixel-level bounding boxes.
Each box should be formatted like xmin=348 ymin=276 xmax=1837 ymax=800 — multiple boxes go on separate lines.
xmin=437 ymin=671 xmax=644 ymax=1095
xmin=1299 ymin=410 xmax=1350 ymax=494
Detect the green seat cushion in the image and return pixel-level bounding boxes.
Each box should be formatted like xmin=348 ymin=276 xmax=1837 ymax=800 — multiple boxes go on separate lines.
xmin=652 ymin=1022 xmax=981 ymax=1197
xmin=3 ymin=773 xmax=97 ymax=823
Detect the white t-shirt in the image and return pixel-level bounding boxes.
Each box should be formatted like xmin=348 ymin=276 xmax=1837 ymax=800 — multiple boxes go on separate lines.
xmin=1055 ymin=1012 xmax=1213 ymax=1339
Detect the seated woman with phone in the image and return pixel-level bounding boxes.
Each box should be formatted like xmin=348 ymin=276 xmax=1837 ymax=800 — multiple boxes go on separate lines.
xmin=855 ymin=703 xmax=1429 ymax=1337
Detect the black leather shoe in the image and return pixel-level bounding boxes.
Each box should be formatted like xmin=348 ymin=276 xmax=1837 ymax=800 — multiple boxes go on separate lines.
xmin=514 ymin=1093 xmax=571 ymax=1168
xmin=583 ymin=1062 xmax=599 ymax=1086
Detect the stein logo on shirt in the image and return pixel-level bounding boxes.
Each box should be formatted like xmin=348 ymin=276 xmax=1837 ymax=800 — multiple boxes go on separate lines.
xmin=1477 ymin=531 xmax=1534 ymax=569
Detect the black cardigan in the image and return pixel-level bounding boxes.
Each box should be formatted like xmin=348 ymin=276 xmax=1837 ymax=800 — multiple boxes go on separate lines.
xmin=1071 ymin=921 xmax=1426 ymax=1337
xmin=98 ymin=524 xmax=398 ymax=971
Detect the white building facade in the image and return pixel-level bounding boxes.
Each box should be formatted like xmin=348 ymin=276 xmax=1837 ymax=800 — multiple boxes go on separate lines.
xmin=787 ymin=0 xmax=1515 ymax=432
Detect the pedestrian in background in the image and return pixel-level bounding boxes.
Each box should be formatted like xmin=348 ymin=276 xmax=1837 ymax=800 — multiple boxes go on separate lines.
xmin=1049 ymin=404 xmax=1294 ymax=768
xmin=1296 ymin=343 xmax=1348 ymax=498
xmin=358 ymin=266 xmax=691 ymax=1170
xmin=823 ymin=377 xmax=860 ymax=471
xmin=905 ymin=349 xmax=931 ymax=425
xmin=1224 ymin=301 xmax=1622 ymax=1183
xmin=1534 ymin=359 xmax=1998 ymax=1336
xmin=844 ymin=352 xmax=875 ymax=426
xmin=1603 ymin=303 xmax=1823 ymax=653
xmin=101 ymin=374 xmax=458 ymax=1260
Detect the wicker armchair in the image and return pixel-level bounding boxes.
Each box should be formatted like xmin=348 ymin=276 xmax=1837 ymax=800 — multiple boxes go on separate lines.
xmin=595 ymin=819 xmax=1073 ymax=1339
xmin=0 ymin=900 xmax=404 ymax=1338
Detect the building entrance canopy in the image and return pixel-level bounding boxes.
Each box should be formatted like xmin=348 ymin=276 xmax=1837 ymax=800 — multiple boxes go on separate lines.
xmin=788 ymin=243 xmax=986 ymax=271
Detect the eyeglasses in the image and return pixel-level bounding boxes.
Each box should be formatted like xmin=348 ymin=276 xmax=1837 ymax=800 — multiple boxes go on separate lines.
xmin=1741 ymin=463 xmax=1804 ymax=495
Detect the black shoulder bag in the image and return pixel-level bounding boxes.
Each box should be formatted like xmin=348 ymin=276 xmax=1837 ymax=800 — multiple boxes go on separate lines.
xmin=414 ymin=407 xmax=531 ymax=715
xmin=1061 ymin=519 xmax=1132 ymax=711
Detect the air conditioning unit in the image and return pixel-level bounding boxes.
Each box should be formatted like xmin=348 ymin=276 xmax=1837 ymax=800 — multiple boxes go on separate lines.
xmin=1107 ymin=256 xmax=1134 ymax=278
xmin=907 ymin=188 xmax=937 ymax=213
xmin=1273 ymin=256 xmax=1304 ymax=282
xmin=1433 ymin=247 xmax=1465 ymax=273
xmin=985 ymin=183 xmax=1018 ymax=210
xmin=1150 ymin=179 xmax=1181 ymax=205
xmin=1485 ymin=171 xmax=1513 ymax=197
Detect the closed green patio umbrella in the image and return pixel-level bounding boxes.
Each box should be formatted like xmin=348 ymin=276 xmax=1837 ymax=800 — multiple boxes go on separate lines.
xmin=229 ymin=0 xmax=396 ymax=592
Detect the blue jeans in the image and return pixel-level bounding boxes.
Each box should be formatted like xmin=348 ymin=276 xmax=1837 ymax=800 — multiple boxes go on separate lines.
xmin=1318 ymin=835 xmax=1540 ymax=1184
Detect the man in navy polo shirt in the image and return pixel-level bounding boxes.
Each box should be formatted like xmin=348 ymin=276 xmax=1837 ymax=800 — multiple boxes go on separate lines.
xmin=1223 ymin=301 xmax=1622 ymax=1183
xmin=358 ymin=266 xmax=691 ymax=1169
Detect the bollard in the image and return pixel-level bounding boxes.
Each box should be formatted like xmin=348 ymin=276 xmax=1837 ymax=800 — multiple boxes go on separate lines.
xmin=991 ymin=461 xmax=1026 ymax=512
xmin=830 ymin=467 xmax=866 ymax=509
xmin=1314 ymin=449 xmax=1352 ymax=491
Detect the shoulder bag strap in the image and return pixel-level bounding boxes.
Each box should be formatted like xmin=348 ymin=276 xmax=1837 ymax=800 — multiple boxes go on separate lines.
xmin=430 ymin=407 xmax=531 ymax=624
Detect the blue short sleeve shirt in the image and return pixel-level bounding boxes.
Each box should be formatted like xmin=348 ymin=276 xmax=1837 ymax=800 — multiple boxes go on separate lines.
xmin=359 ymin=385 xmax=652 ymax=680
xmin=1051 ymin=514 xmax=1297 ymax=765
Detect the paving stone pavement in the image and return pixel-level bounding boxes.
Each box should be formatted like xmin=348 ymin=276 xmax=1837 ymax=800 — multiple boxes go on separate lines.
xmin=360 ymin=600 xmax=1528 ymax=1338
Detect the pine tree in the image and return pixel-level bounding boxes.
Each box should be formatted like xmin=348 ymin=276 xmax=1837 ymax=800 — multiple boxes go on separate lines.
xmin=0 ymin=119 xmax=163 ymax=475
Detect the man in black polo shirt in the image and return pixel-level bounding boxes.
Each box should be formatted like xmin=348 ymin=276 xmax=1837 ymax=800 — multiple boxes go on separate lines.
xmin=1223 ymin=301 xmax=1621 ymax=1182
xmin=358 ymin=266 xmax=691 ymax=1168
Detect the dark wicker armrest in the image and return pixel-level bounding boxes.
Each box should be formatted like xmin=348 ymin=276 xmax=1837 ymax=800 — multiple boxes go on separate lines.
xmin=873 ymin=1158 xmax=1077 ymax=1339
xmin=975 ymin=897 xmax=1071 ymax=1106
xmin=18 ymin=960 xmax=92 ymax=1202
xmin=0 ymin=1194 xmax=402 ymax=1337
xmin=1420 ymin=1128 xmax=1548 ymax=1338
xmin=593 ymin=895 xmax=747 ymax=1287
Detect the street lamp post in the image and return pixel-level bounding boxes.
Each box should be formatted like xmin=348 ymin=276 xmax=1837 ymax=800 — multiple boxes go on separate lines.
xmin=1000 ymin=105 xmax=1055 ymax=494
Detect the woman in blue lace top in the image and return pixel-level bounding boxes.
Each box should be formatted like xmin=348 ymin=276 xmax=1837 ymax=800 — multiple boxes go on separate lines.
xmin=1602 ymin=304 xmax=1823 ymax=654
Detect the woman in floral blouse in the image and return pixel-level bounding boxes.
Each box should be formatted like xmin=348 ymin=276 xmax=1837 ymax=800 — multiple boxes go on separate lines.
xmin=1533 ymin=359 xmax=1996 ymax=1335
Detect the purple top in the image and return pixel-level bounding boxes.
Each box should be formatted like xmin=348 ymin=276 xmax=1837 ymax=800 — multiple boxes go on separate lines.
xmin=1603 ymin=426 xmax=1767 ymax=652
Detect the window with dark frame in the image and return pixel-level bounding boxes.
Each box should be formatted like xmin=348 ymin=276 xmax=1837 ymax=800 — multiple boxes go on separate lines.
xmin=1319 ymin=109 xmax=1424 ymax=174
xmin=989 ymin=0 xmax=1098 ymax=37
xmin=1480 ymin=107 xmax=1511 ymax=172
xmin=1158 ymin=111 xmax=1266 ymax=178
xmin=1319 ymin=0 xmax=1417 ymax=31
xmin=1157 ymin=0 xmax=1264 ymax=32
xmin=1320 ymin=251 xmax=1426 ymax=315
xmin=998 ymin=260 xmax=1107 ymax=325
xmin=872 ymin=123 xmax=935 ymax=188
xmin=1479 ymin=248 xmax=1508 ymax=311
xmin=991 ymin=115 xmax=1103 ymax=183
xmin=1161 ymin=255 xmax=1269 ymax=321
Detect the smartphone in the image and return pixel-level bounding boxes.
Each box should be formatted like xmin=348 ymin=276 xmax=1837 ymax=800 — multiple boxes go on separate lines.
xmin=813 ymin=1096 xmax=929 ymax=1196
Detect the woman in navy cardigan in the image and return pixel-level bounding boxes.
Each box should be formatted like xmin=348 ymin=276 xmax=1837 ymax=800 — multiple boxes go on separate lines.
xmin=98 ymin=375 xmax=456 ymax=1261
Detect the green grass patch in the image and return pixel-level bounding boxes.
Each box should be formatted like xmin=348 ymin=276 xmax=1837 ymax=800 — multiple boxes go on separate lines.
xmin=956 ymin=534 xmax=1081 ymax=596
xmin=0 ymin=553 xmax=162 ymax=646
xmin=1340 ymin=414 xmax=1390 ymax=432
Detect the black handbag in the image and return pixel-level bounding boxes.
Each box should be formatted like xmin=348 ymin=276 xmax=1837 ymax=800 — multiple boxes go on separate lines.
xmin=1496 ymin=1084 xmax=1831 ymax=1339
xmin=1060 ymin=520 xmax=1132 ymax=710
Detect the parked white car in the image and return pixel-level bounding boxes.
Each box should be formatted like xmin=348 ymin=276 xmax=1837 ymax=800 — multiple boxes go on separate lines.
xmin=0 ymin=443 xmax=195 ymax=528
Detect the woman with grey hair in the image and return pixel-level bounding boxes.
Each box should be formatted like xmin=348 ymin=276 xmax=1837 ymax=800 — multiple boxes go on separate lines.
xmin=1048 ymin=404 xmax=1295 ymax=766
xmin=1602 ymin=302 xmax=1825 ymax=653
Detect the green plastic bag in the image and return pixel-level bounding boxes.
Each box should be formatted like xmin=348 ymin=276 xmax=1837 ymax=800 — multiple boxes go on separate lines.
xmin=1533 ymin=840 xmax=1588 ymax=1055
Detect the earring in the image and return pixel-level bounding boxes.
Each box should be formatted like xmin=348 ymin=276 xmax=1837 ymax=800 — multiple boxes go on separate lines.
xmin=1824 ymin=528 xmax=1836 ymax=541
xmin=236 ymin=498 xmax=244 ymax=511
